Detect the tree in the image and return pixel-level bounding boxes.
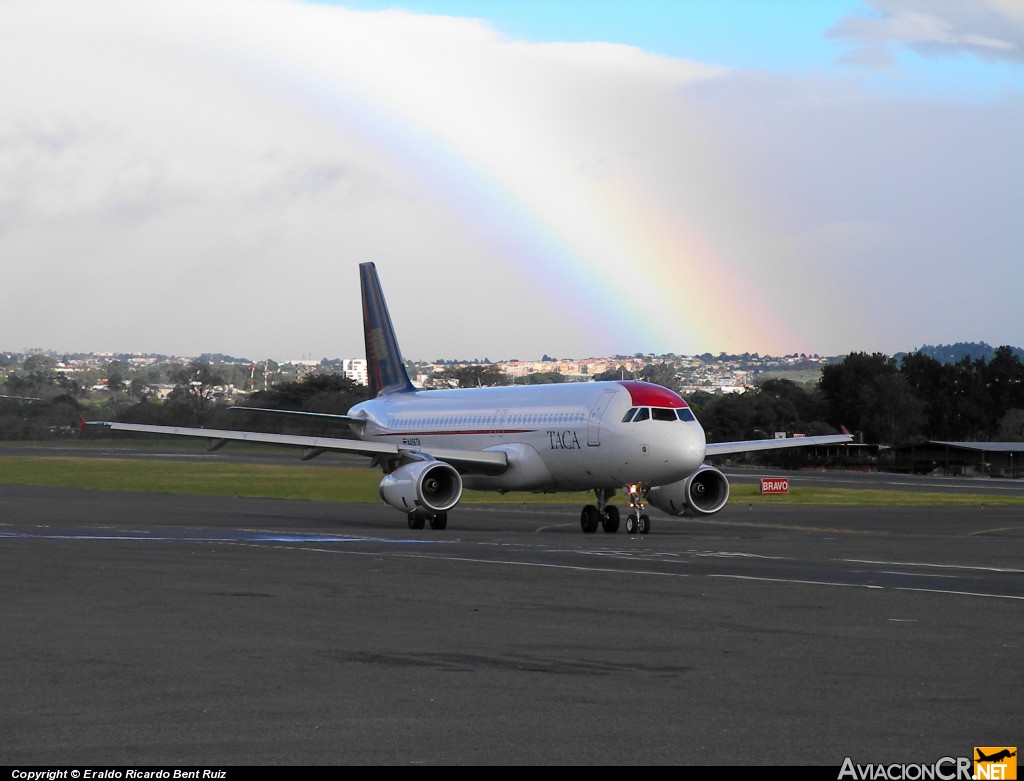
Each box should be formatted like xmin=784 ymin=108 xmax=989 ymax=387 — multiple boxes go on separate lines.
xmin=900 ymin=352 xmax=950 ymax=438
xmin=859 ymin=373 xmax=926 ymax=446
xmin=819 ymin=352 xmax=897 ymax=437
xmin=946 ymin=357 xmax=993 ymax=440
xmin=521 ymin=371 xmax=566 ymax=385
xmin=106 ymin=370 xmax=126 ymax=395
xmin=697 ymin=393 xmax=760 ymax=443
xmin=234 ymin=373 xmax=369 ymax=435
xmin=165 ymin=361 xmax=226 ymax=425
xmin=754 ymin=378 xmax=826 ymax=434
xmin=642 ymin=363 xmax=680 ymax=392
xmin=436 ymin=365 xmax=509 ymax=389
xmin=997 ymin=409 xmax=1024 ymax=442
xmin=983 ymin=346 xmax=1024 ymax=414
xmin=22 ymin=354 xmax=57 ymax=374
xmin=592 ymin=366 xmax=631 ymax=382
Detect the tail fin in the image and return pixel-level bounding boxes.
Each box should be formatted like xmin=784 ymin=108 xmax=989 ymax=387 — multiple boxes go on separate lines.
xmin=360 ymin=262 xmax=415 ymax=397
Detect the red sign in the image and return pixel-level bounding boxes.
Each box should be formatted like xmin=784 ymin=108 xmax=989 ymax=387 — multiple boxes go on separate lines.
xmin=760 ymin=478 xmax=789 ymax=494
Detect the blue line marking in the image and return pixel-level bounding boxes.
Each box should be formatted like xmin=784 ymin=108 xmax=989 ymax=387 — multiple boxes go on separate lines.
xmin=0 ymin=528 xmax=455 ymax=545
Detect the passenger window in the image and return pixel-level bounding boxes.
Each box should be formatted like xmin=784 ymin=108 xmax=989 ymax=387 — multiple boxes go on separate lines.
xmin=677 ymin=409 xmax=695 ymax=422
xmin=622 ymin=408 xmax=638 ymax=423
xmin=634 ymin=408 xmax=650 ymax=422
xmin=652 ymin=408 xmax=676 ymax=422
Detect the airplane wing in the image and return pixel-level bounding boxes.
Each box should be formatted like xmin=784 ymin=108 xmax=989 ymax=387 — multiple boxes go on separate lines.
xmin=87 ymin=422 xmax=508 ymax=475
xmin=705 ymin=433 xmax=853 ymax=457
xmin=229 ymin=406 xmax=365 ymax=427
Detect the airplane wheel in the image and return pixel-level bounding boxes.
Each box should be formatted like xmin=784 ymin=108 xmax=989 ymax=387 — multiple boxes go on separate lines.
xmin=601 ymin=505 xmax=620 ymax=533
xmin=625 ymin=514 xmax=637 ymax=534
xmin=429 ymin=513 xmax=447 ymax=530
xmin=408 ymin=512 xmax=425 ymax=530
xmin=580 ymin=505 xmax=599 ymax=533
xmin=639 ymin=514 xmax=651 ymax=535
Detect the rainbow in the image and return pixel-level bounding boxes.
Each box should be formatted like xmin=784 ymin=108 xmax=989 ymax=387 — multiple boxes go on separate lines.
xmin=237 ymin=7 xmax=805 ymax=357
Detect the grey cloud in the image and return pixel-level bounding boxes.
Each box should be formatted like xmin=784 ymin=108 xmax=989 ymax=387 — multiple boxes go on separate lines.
xmin=829 ymin=0 xmax=1024 ymax=65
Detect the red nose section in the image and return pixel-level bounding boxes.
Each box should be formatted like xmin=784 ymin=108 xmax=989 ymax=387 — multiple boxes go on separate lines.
xmin=618 ymin=380 xmax=688 ymax=408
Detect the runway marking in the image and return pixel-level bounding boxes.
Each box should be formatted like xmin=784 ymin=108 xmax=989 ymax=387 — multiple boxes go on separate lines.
xmin=393 ymin=551 xmax=693 ymax=577
xmin=213 ymin=541 xmax=1023 ymax=599
xmin=681 ymin=517 xmax=882 ymax=535
xmin=0 ymin=528 xmax=457 ymax=546
xmin=7 ymin=523 xmax=1021 ymax=600
xmin=710 ymin=574 xmax=1023 ymax=600
xmin=709 ymin=574 xmax=881 ymax=589
xmin=243 ymin=533 xmax=452 ymax=545
xmin=567 ymin=548 xmax=785 ymax=564
xmin=218 ymin=542 xmax=694 ymax=576
xmin=689 ymin=550 xmax=784 ymax=559
xmin=841 ymin=558 xmax=1024 ymax=574
xmin=968 ymin=526 xmax=1024 ymax=536
xmin=893 ymin=587 xmax=1024 ymax=601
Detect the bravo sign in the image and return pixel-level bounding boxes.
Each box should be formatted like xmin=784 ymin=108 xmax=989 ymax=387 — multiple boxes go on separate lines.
xmin=760 ymin=477 xmax=790 ymax=494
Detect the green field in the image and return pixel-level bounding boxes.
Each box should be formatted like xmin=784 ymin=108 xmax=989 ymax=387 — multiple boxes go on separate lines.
xmin=2 ymin=453 xmax=1022 ymax=506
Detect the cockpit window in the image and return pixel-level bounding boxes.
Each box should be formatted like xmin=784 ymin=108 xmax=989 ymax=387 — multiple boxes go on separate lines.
xmin=625 ymin=405 xmax=696 ymax=423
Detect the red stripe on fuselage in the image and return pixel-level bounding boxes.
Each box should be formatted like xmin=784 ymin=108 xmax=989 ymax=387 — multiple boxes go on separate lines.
xmin=617 ymin=380 xmax=688 ymax=408
xmin=384 ymin=429 xmax=536 ymax=437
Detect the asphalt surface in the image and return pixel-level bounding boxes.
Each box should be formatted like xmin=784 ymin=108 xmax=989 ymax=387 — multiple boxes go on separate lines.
xmin=1 ymin=460 xmax=1022 ymax=765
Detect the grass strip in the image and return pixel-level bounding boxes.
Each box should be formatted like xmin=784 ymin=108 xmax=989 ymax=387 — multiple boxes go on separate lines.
xmin=2 ymin=455 xmax=1022 ymax=506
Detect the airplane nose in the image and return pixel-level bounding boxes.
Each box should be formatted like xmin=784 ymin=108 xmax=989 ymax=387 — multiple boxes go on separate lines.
xmin=680 ymin=425 xmax=706 ymax=470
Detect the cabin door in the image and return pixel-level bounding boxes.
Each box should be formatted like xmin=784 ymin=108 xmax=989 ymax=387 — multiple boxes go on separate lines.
xmin=587 ymin=390 xmax=616 ymax=446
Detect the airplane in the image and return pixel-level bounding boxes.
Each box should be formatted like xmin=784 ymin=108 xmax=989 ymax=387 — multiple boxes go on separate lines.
xmin=977 ymin=750 xmax=1016 ymax=763
xmin=89 ymin=262 xmax=852 ymax=533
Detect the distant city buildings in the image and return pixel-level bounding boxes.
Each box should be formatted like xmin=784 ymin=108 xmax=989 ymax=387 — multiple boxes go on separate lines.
xmin=2 ymin=348 xmax=832 ymax=397
xmin=342 ymin=358 xmax=368 ymax=386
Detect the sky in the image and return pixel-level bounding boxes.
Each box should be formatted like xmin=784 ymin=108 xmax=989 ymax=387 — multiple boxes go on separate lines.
xmin=1 ymin=0 xmax=1022 ymax=362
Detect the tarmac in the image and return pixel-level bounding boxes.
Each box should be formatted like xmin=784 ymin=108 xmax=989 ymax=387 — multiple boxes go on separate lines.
xmin=1 ymin=467 xmax=1022 ymax=765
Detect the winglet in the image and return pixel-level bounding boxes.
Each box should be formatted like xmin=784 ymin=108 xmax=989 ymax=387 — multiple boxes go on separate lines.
xmin=360 ymin=262 xmax=415 ymax=397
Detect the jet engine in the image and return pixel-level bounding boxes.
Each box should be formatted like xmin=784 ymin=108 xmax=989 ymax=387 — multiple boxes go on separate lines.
xmin=647 ymin=465 xmax=730 ymax=517
xmin=378 ymin=460 xmax=463 ymax=514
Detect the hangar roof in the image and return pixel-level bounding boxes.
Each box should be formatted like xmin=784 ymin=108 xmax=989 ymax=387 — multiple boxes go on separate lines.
xmin=930 ymin=441 xmax=1024 ymax=453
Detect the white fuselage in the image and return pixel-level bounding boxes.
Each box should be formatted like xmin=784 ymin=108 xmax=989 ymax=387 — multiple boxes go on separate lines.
xmin=349 ymin=380 xmax=707 ymax=492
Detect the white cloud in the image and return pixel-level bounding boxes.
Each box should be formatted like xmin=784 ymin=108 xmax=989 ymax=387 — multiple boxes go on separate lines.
xmin=0 ymin=0 xmax=1021 ymax=360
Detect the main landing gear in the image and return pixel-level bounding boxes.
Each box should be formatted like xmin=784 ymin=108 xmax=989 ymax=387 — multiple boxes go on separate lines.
xmin=579 ymin=487 xmax=647 ymax=535
xmin=408 ymin=511 xmax=448 ymax=530
xmin=580 ymin=488 xmax=618 ymax=533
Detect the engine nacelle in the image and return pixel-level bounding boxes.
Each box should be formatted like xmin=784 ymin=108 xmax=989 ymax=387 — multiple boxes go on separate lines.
xmin=647 ymin=465 xmax=730 ymax=517
xmin=379 ymin=460 xmax=463 ymax=514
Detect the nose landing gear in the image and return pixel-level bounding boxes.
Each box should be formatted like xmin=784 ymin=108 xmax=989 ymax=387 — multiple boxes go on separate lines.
xmin=624 ymin=483 xmax=651 ymax=535
xmin=580 ymin=486 xmax=650 ymax=534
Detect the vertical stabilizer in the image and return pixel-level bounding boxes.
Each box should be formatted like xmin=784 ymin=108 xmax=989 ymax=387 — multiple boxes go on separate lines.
xmin=360 ymin=262 xmax=415 ymax=397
